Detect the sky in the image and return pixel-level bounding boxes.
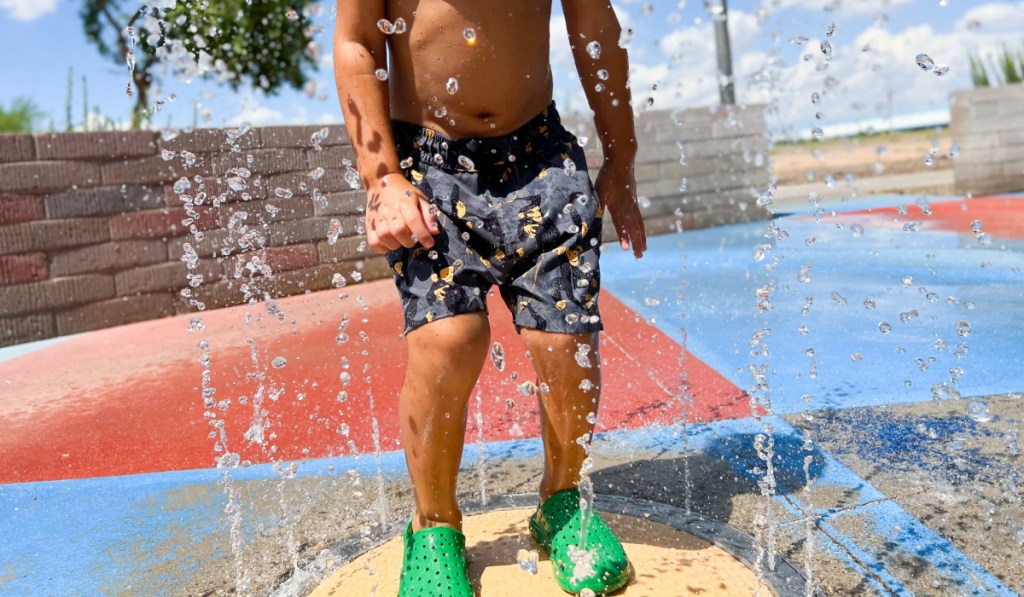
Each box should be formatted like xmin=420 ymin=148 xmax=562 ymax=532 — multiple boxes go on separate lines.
xmin=1 ymin=0 xmax=1023 ymax=140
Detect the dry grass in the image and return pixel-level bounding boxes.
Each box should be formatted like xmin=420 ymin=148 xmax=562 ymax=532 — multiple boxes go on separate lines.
xmin=770 ymin=128 xmax=954 ymax=187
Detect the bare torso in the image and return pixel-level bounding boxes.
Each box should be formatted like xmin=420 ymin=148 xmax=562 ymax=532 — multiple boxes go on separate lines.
xmin=385 ymin=0 xmax=554 ymax=138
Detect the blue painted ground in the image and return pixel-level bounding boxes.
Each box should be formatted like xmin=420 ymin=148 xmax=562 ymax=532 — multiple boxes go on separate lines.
xmin=602 ymin=194 xmax=1024 ymax=414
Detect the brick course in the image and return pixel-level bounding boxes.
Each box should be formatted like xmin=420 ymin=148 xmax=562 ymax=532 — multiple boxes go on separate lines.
xmin=158 ymin=127 xmax=263 ymax=153
xmin=0 ymin=219 xmax=110 ymax=256
xmin=0 ymin=195 xmax=45 ymax=224
xmin=45 ymin=185 xmax=163 ymax=219
xmin=0 ymin=253 xmax=48 ymax=285
xmin=55 ymin=293 xmax=175 ymax=336
xmin=109 ymin=206 xmax=217 ymax=240
xmin=0 ymin=134 xmax=35 ymax=164
xmin=49 ymin=240 xmax=167 ymax=277
xmin=222 ymin=243 xmax=318 ymax=277
xmin=261 ymin=125 xmax=348 ymax=148
xmin=115 ymin=259 xmax=223 ymax=296
xmin=34 ymin=131 xmax=156 ymax=160
xmin=102 ymin=154 xmax=190 ymax=186
xmin=0 ymin=274 xmax=115 ymax=317
xmin=0 ymin=161 xmax=102 ymax=193
xmin=0 ymin=313 xmax=54 ymax=348
xmin=212 ymin=148 xmax=309 ymax=176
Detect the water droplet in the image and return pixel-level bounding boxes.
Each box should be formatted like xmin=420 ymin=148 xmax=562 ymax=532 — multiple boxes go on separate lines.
xmin=327 ymin=219 xmax=342 ymax=245
xmin=344 ymin=167 xmax=361 ymax=189
xmin=274 ymin=187 xmax=293 ymax=199
xmin=516 ymin=549 xmax=538 ymax=575
xmin=948 ymin=143 xmax=960 ymax=159
xmin=899 ymin=309 xmax=919 ymax=323
xmin=830 ymin=291 xmax=847 ymax=305
xmin=791 ymin=36 xmax=808 ymax=45
xmin=377 ymin=19 xmax=395 ymax=34
xmin=851 ymin=223 xmax=864 ymax=237
xmin=811 ymin=92 xmax=821 ymax=104
xmin=332 ymin=273 xmax=346 ymax=288
xmin=463 ymin=28 xmax=477 ymax=43
xmin=286 ymin=9 xmax=299 ymax=21
xmin=375 ymin=68 xmax=389 ymax=81
xmin=821 ymin=40 xmax=833 ymax=59
xmin=272 ymin=356 xmax=287 ymax=368
xmin=812 ymin=127 xmax=824 ymax=139
xmin=446 ymin=77 xmax=459 ymax=94
xmin=393 ymin=17 xmax=407 ymax=34
xmin=458 ymin=155 xmax=475 ymax=170
xmin=580 ymin=379 xmax=595 ymax=392
xmin=428 ymin=249 xmax=439 ymax=260
xmin=563 ymin=158 xmax=577 ymax=176
xmin=851 ymin=352 xmax=864 ymax=362
xmin=575 ymin=343 xmax=593 ymax=368
xmin=399 ymin=156 xmax=414 ymax=169
xmin=967 ymin=401 xmax=991 ymax=423
xmin=490 ymin=342 xmax=506 ymax=371
xmin=586 ymin=41 xmax=602 ymax=59
xmin=956 ymin=321 xmax=971 ymax=337
xmin=933 ymin=64 xmax=949 ymax=76
xmin=916 ymin=53 xmax=935 ymax=71
xmin=970 ymin=219 xmax=982 ymax=234
xmin=863 ymin=298 xmax=877 ymax=309
xmin=878 ymin=321 xmax=892 ymax=334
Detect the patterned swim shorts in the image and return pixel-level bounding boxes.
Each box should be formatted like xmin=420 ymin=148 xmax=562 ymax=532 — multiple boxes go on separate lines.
xmin=387 ymin=102 xmax=605 ymax=335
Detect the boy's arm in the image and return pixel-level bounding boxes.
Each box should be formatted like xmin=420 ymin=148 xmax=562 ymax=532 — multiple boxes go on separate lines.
xmin=561 ymin=0 xmax=646 ymax=257
xmin=333 ymin=0 xmax=437 ymax=252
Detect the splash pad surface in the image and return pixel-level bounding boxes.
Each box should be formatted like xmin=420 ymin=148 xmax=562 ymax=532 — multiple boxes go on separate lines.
xmin=0 ymin=194 xmax=1021 ymax=596
xmin=309 ymin=496 xmax=799 ymax=597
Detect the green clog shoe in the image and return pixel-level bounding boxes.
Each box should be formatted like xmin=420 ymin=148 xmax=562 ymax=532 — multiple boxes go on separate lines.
xmin=529 ymin=488 xmax=630 ymax=595
xmin=397 ymin=522 xmax=474 ymax=597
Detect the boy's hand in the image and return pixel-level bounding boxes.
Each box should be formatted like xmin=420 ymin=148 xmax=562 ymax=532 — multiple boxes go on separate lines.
xmin=595 ymin=160 xmax=647 ymax=258
xmin=365 ymin=174 xmax=439 ymax=253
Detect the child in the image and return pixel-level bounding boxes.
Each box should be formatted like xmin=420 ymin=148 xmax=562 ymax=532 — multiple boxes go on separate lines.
xmin=334 ymin=1 xmax=646 ymax=594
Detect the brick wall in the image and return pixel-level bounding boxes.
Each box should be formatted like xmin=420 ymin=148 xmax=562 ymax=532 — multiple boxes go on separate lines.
xmin=0 ymin=105 xmax=769 ymax=347
xmin=951 ymin=84 xmax=1024 ymax=196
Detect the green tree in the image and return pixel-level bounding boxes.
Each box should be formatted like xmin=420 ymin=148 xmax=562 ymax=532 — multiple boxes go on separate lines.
xmin=0 ymin=97 xmax=43 ymax=133
xmin=81 ymin=0 xmax=319 ymax=129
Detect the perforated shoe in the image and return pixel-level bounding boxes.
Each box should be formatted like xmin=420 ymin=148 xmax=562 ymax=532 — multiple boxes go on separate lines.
xmin=529 ymin=488 xmax=630 ymax=595
xmin=397 ymin=522 xmax=474 ymax=597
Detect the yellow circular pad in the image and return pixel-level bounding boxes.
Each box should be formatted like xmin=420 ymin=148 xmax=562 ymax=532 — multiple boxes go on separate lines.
xmin=310 ymin=508 xmax=769 ymax=596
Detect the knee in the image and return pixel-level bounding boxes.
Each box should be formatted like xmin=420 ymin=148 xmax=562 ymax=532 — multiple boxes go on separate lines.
xmin=526 ymin=329 xmax=596 ymax=358
xmin=409 ymin=313 xmax=491 ymax=362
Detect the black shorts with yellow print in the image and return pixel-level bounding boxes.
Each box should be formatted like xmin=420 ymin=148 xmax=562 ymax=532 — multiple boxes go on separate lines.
xmin=387 ymin=102 xmax=604 ymax=335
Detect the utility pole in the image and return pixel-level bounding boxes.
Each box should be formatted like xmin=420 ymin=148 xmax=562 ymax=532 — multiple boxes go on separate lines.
xmin=706 ymin=0 xmax=736 ymax=105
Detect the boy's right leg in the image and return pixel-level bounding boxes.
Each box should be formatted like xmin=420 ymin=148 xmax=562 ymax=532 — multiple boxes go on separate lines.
xmin=399 ymin=311 xmax=491 ymax=533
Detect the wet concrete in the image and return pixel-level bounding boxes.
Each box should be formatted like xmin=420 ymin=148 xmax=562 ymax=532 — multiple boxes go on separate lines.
xmin=786 ymin=393 xmax=1024 ymax=595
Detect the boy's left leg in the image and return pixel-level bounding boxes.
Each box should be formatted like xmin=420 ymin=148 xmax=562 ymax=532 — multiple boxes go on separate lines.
xmin=520 ymin=329 xmax=600 ymax=502
xmin=521 ymin=328 xmax=631 ymax=594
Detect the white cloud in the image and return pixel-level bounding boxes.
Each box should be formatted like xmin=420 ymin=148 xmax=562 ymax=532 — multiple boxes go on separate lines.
xmin=765 ymin=0 xmax=916 ymax=18
xmin=0 ymin=0 xmax=57 ymax=21
xmin=226 ymin=95 xmax=341 ymax=127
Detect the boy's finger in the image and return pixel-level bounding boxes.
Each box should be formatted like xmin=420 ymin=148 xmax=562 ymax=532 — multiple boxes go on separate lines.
xmin=401 ymin=202 xmax=434 ymax=249
xmin=417 ymin=196 xmax=440 ymax=233
xmin=366 ymin=219 xmax=387 ymax=254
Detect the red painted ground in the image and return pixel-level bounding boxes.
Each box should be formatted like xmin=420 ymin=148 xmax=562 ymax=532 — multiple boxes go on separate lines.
xmin=816 ymin=195 xmax=1024 ymax=240
xmin=0 ymin=281 xmax=749 ymax=484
